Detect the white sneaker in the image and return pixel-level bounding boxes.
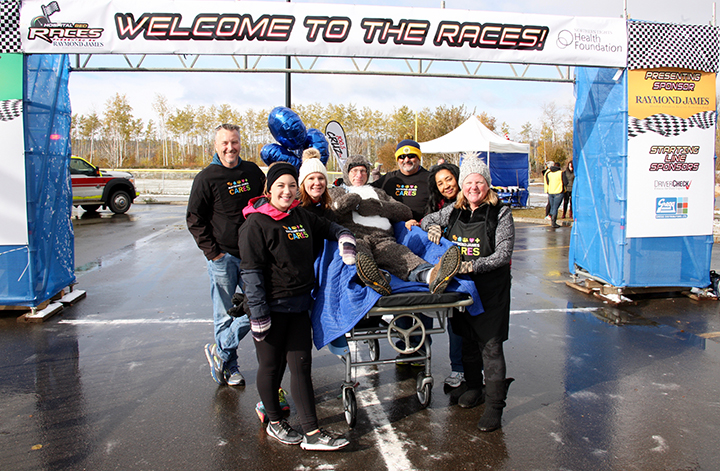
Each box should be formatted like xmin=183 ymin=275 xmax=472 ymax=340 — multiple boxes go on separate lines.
xmin=444 ymin=371 xmax=465 ymax=388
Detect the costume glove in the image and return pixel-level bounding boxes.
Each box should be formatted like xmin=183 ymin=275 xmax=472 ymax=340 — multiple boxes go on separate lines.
xmin=427 ymin=225 xmax=442 ymax=244
xmin=251 ymin=315 xmax=271 ymax=341
xmin=338 ymin=234 xmax=357 ymax=265
xmin=459 ymin=260 xmax=474 ymax=274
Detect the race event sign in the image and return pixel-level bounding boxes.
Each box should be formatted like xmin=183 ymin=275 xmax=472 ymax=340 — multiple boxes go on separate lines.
xmin=0 ymin=54 xmax=28 ymax=246
xmin=626 ymin=68 xmax=717 ymax=238
xmin=20 ymin=0 xmax=627 ymax=67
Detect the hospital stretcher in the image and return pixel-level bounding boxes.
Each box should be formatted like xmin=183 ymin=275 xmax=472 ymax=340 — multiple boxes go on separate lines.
xmin=335 ymin=291 xmax=473 ymax=427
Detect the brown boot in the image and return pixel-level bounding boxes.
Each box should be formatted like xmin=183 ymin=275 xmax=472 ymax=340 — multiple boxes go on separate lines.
xmin=428 ymin=245 xmax=461 ymax=294
xmin=356 ymin=252 xmax=391 ymax=295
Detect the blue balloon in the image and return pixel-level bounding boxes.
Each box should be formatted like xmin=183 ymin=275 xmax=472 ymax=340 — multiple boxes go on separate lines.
xmin=260 ymin=143 xmax=301 ymax=169
xmin=304 ymin=128 xmax=330 ymax=165
xmin=268 ymin=106 xmax=307 ymax=150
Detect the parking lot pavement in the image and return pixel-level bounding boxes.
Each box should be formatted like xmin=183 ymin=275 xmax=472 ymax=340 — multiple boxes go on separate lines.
xmin=2 ymin=204 xmax=720 ymax=470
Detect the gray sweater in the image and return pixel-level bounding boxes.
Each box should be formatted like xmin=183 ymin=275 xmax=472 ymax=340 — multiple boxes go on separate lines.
xmin=421 ymin=203 xmax=514 ymax=274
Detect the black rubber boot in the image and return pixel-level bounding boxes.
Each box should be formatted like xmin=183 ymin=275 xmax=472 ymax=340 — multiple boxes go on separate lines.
xmin=551 ymin=214 xmax=560 ymax=228
xmin=458 ymin=360 xmax=484 ymax=408
xmin=458 ymin=388 xmax=485 ymax=408
xmin=477 ymin=378 xmax=514 ymax=432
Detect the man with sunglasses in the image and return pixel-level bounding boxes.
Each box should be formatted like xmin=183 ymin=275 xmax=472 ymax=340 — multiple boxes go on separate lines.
xmin=372 ymin=139 xmax=431 ymax=221
xmin=372 ymin=139 xmax=434 ymax=362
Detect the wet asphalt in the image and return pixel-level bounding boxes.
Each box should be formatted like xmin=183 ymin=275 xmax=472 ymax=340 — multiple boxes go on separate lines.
xmin=1 ymin=202 xmax=719 ymax=471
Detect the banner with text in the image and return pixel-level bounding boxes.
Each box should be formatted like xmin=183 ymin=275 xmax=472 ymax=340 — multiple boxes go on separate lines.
xmin=0 ymin=53 xmax=28 ymax=245
xmin=626 ymin=68 xmax=717 ymax=238
xmin=19 ymin=0 xmax=627 ymax=67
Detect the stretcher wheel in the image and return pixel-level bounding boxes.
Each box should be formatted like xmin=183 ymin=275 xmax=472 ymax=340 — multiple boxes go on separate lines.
xmin=387 ymin=314 xmax=426 ymax=354
xmin=368 ymin=339 xmax=380 ymax=362
xmin=416 ymin=373 xmax=433 ymax=408
xmin=343 ymin=387 xmax=357 ymax=428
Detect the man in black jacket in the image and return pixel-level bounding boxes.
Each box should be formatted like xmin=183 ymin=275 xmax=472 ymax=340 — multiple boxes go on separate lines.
xmin=372 ymin=139 xmax=431 ymax=222
xmin=187 ymin=124 xmax=266 ymax=386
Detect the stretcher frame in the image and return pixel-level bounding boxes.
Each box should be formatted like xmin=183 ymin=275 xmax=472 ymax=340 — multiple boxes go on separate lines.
xmin=339 ymin=292 xmax=474 ymax=427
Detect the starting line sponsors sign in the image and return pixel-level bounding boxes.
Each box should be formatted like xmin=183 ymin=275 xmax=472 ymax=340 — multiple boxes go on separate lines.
xmin=626 ymin=68 xmax=717 ymax=238
xmin=20 ymin=0 xmax=627 ymax=67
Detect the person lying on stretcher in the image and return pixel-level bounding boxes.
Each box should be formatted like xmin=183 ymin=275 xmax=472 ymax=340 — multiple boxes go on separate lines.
xmin=328 ymin=154 xmax=460 ymax=296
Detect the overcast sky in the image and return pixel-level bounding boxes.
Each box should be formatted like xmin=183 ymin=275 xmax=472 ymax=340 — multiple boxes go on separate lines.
xmin=67 ymin=0 xmax=720 ymax=139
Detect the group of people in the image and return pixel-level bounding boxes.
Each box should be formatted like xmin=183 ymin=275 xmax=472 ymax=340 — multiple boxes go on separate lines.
xmin=543 ymin=160 xmax=574 ymax=228
xmin=186 ymin=124 xmax=516 ymax=451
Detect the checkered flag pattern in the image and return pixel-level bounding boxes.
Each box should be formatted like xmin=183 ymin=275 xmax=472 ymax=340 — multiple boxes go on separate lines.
xmin=0 ymin=0 xmax=21 ymax=53
xmin=628 ymin=22 xmax=720 ymax=73
xmin=0 ymin=99 xmax=22 ymax=121
xmin=628 ymin=111 xmax=717 ymax=138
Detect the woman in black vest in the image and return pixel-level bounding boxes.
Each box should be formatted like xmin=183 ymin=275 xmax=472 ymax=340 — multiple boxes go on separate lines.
xmin=421 ymin=154 xmax=515 ymax=433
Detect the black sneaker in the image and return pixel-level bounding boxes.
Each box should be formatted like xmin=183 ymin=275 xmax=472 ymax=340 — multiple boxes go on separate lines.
xmin=356 ymin=252 xmax=392 ymax=295
xmin=266 ymin=419 xmax=302 ymax=445
xmin=300 ymin=429 xmax=349 ymax=451
xmin=428 ymin=245 xmax=461 ymax=294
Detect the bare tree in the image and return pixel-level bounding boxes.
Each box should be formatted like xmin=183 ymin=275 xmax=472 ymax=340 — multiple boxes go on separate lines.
xmin=152 ymin=94 xmax=170 ymax=167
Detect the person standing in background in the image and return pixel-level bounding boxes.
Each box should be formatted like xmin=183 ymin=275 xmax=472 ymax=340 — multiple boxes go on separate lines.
xmin=561 ymin=161 xmax=574 ymax=219
xmin=372 ymin=139 xmax=431 ymax=222
xmin=545 ymin=161 xmax=564 ymax=228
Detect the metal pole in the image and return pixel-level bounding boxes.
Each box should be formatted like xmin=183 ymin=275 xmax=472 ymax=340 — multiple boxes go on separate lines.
xmin=285 ymin=0 xmax=292 ymax=108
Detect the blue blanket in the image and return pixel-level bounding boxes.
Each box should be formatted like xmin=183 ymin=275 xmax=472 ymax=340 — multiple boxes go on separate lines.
xmin=311 ymin=222 xmax=483 ymax=350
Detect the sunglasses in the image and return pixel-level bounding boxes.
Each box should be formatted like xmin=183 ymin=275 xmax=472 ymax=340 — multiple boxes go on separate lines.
xmin=397 ymin=155 xmax=418 ymax=161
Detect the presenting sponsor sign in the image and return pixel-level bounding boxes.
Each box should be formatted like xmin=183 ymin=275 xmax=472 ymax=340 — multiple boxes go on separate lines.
xmin=626 ymin=68 xmax=716 ymax=238
xmin=0 ymin=53 xmax=28 ymax=245
xmin=19 ymin=0 xmax=627 ymax=67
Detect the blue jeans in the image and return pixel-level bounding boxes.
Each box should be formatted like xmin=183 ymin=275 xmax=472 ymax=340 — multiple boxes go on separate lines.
xmin=207 ymin=253 xmax=250 ymax=368
xmin=395 ymin=314 xmax=433 ymax=350
xmin=448 ymin=320 xmax=463 ymax=372
xmin=548 ymin=193 xmax=564 ymax=217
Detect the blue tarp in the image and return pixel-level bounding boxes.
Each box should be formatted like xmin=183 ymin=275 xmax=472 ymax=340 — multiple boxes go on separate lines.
xmin=569 ymin=67 xmax=712 ymax=288
xmin=0 ymin=54 xmax=75 ymax=306
xmin=477 ymin=151 xmax=530 ymax=206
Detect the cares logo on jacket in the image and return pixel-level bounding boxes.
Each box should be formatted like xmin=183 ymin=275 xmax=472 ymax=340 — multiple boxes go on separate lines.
xmin=284 ymin=225 xmax=309 ymax=240
xmin=227 ymin=179 xmax=252 ymax=195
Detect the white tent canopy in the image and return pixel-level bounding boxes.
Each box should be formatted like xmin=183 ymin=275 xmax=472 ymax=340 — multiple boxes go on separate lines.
xmin=419 ymin=115 xmax=529 ymax=155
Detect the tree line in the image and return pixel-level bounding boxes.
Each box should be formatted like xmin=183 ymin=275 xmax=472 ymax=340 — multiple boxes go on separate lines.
xmin=70 ymin=93 xmax=575 ymax=176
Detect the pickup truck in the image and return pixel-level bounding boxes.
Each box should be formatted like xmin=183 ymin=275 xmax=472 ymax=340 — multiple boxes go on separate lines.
xmin=70 ymin=156 xmax=137 ymax=214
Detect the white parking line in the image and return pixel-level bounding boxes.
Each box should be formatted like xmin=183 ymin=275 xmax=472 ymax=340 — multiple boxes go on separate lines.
xmin=511 ymin=307 xmax=601 ymax=315
xmin=351 ymin=342 xmax=416 ymax=471
xmin=58 ymin=319 xmax=212 ymax=325
xmin=58 ymin=308 xmax=602 ymax=326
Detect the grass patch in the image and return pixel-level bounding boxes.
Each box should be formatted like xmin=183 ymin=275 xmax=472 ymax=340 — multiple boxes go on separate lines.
xmin=512 ymin=207 xmax=546 ymax=219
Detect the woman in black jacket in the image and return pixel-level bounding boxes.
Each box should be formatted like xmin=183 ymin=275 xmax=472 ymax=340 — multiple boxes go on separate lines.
xmin=239 ymin=163 xmax=356 ymax=451
xmin=421 ymin=155 xmax=515 ymax=433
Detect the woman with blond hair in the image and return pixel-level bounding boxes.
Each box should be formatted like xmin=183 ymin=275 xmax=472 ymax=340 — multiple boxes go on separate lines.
xmin=421 ymin=154 xmax=515 ymax=433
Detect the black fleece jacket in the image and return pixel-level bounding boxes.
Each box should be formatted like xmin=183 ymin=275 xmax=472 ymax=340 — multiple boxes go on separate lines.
xmin=186 ymin=156 xmax=265 ymax=259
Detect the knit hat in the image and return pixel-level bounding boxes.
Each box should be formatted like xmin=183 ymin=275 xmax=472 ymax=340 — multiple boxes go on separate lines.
xmin=266 ymin=162 xmax=298 ymax=192
xmin=395 ymin=139 xmax=422 ymax=159
xmin=458 ymin=152 xmax=492 ymax=187
xmin=302 ymin=147 xmax=321 ymax=161
xmin=298 ymin=157 xmax=328 ymax=185
xmin=342 ymin=154 xmax=371 ymax=185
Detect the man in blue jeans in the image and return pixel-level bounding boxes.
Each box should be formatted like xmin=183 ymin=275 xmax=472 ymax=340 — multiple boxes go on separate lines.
xmin=187 ymin=124 xmax=265 ymax=386
xmin=545 ymin=161 xmax=564 ymax=229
